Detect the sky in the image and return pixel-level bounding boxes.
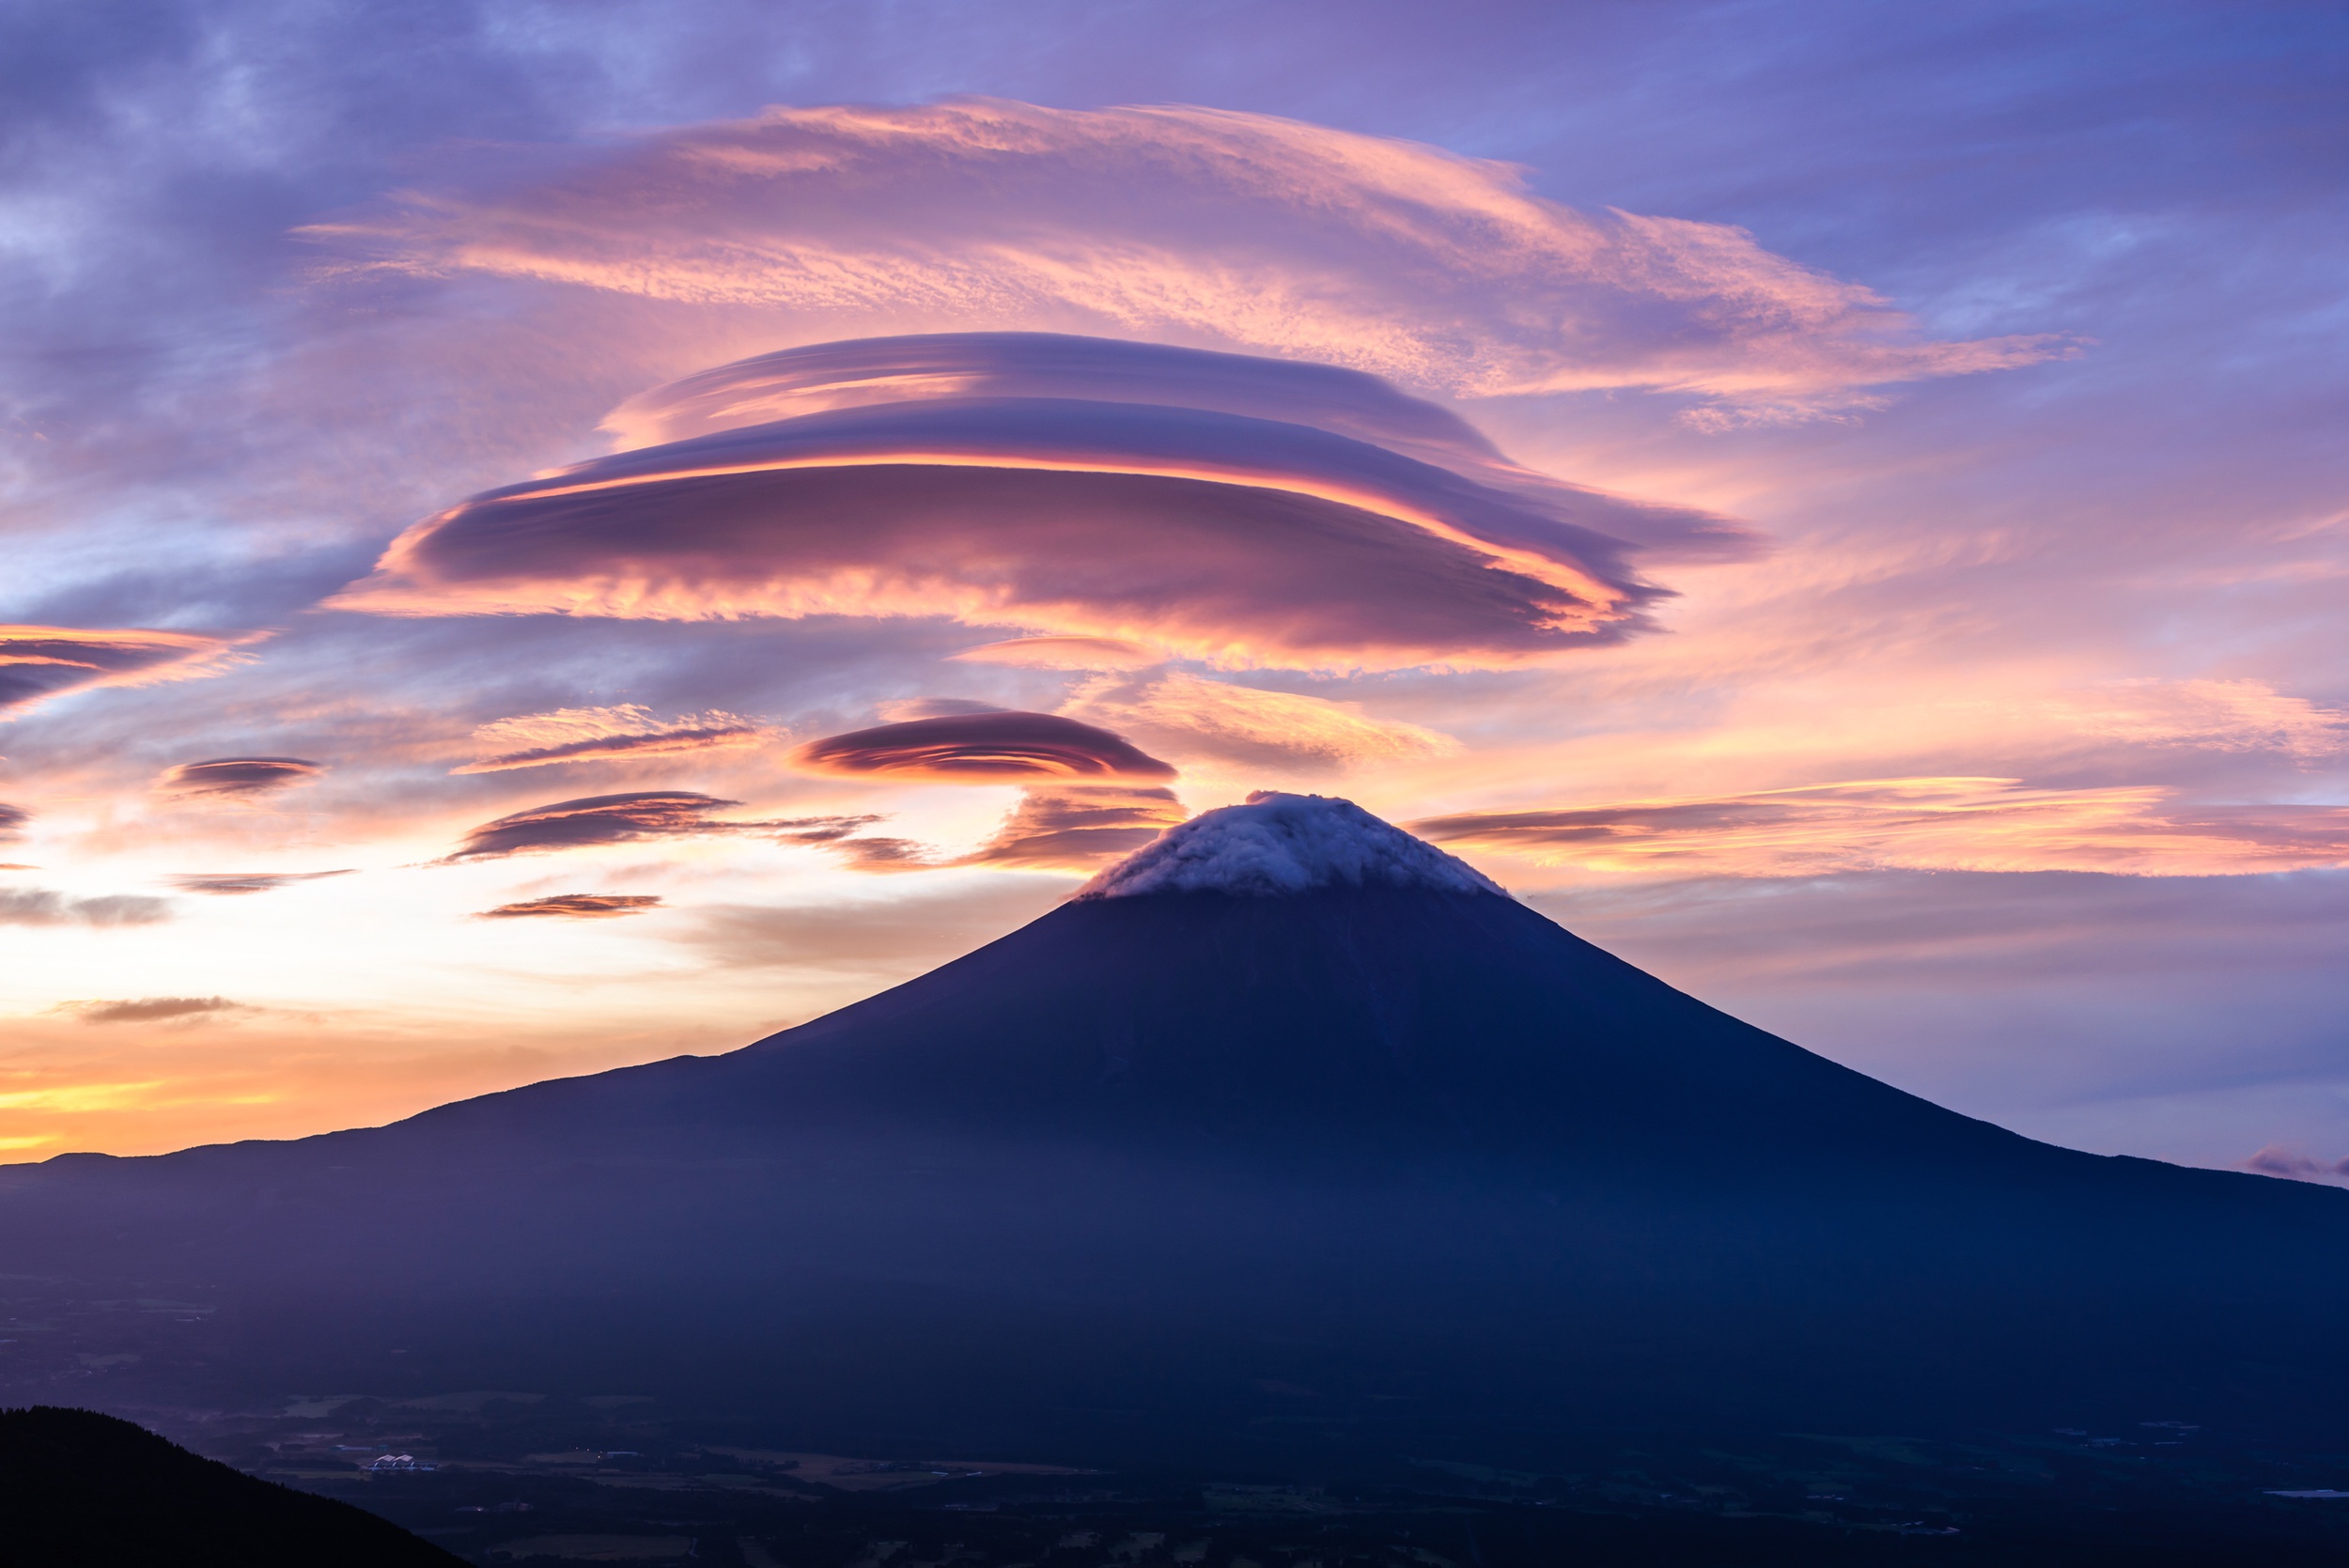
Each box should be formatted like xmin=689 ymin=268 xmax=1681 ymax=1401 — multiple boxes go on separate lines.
xmin=1 ymin=0 xmax=2343 ymax=1179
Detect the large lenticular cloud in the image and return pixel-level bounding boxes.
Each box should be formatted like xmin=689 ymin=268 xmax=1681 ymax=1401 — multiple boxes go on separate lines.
xmin=321 ymin=100 xmax=2066 ymax=422
xmin=334 ymin=334 xmax=1729 ymax=671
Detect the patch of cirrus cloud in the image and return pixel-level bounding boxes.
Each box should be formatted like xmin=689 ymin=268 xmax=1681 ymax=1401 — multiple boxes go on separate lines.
xmin=314 ymin=99 xmax=2072 ymax=427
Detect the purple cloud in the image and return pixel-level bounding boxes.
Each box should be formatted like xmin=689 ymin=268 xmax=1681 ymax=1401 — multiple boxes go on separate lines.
xmin=437 ymin=791 xmax=873 ymax=863
xmin=155 ymin=756 xmax=327 ymax=798
xmin=167 ymin=871 xmax=354 ymax=896
xmin=329 ymin=334 xmax=1738 ymax=672
xmin=1 ymin=627 xmax=244 ymax=718
xmin=791 ymin=710 xmax=1175 ymax=782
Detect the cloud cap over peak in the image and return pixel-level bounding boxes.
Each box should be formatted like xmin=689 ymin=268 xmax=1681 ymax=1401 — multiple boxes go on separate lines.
xmin=1079 ymin=791 xmax=1505 ymax=900
xmin=792 ymin=710 xmax=1175 ymax=782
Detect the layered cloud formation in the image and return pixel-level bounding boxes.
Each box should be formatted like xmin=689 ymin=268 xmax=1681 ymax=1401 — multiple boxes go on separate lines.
xmin=331 ymin=334 xmax=1739 ymax=671
xmin=322 ymin=101 xmax=2064 ymax=422
xmin=1414 ymin=780 xmax=2349 ymax=877
xmin=168 ymin=871 xmax=353 ymax=896
xmin=437 ymin=791 xmax=867 ymax=862
xmin=1 ymin=628 xmax=243 ymax=718
xmin=791 ymin=709 xmax=1174 ymax=781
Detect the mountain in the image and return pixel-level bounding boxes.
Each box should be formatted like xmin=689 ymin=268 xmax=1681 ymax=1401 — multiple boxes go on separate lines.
xmin=0 ymin=1405 xmax=459 ymax=1567
xmin=3 ymin=794 xmax=2345 ymax=1462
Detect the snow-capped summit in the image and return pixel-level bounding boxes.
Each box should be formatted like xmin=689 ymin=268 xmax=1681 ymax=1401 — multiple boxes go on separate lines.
xmin=1075 ymin=790 xmax=1506 ymax=900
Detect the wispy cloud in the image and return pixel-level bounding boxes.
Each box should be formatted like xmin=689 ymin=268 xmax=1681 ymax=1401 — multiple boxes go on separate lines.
xmin=166 ymin=871 xmax=355 ymax=895
xmin=1063 ymin=671 xmax=1454 ymax=774
xmin=452 ymin=705 xmax=769 ymax=773
xmin=54 ymin=996 xmax=246 ymax=1025
xmin=0 ymin=890 xmax=171 ymax=926
xmin=319 ymin=101 xmax=2068 ymax=422
xmin=1415 ymin=779 xmax=2349 ymax=877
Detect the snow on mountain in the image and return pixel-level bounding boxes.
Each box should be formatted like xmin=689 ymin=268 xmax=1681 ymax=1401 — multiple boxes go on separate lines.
xmin=1076 ymin=791 xmax=1506 ymax=900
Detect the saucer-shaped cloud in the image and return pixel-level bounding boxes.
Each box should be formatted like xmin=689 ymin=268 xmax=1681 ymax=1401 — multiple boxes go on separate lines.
xmin=1413 ymin=779 xmax=2349 ymax=877
xmin=1064 ymin=672 xmax=1455 ymax=774
xmin=791 ymin=710 xmax=1174 ymax=782
xmin=0 ymin=804 xmax=26 ymax=841
xmin=438 ymin=790 xmax=858 ymax=862
xmin=330 ymin=101 xmax=2068 ymax=420
xmin=333 ymin=335 xmax=1719 ymax=671
xmin=454 ymin=705 xmax=768 ymax=774
xmin=962 ymin=785 xmax=1189 ymax=871
xmin=1 ymin=626 xmax=244 ymax=718
xmin=478 ymin=893 xmax=663 ymax=920
xmin=167 ymin=871 xmax=354 ymax=896
xmin=155 ymin=757 xmax=328 ymax=798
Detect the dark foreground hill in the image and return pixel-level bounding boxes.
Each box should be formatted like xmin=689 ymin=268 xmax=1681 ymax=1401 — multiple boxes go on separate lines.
xmin=0 ymin=1405 xmax=457 ymax=1568
xmin=1 ymin=794 xmax=2344 ymax=1467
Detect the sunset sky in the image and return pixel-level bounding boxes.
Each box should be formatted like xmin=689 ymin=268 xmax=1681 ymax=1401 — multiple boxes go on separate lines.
xmin=3 ymin=1 xmax=2343 ymax=1178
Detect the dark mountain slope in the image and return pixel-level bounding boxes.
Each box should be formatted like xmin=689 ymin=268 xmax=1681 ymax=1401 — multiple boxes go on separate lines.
xmin=0 ymin=796 xmax=2342 ymax=1456
xmin=0 ymin=1405 xmax=458 ymax=1568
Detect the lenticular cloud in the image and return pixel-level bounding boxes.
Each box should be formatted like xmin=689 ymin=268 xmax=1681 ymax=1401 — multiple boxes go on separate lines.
xmin=334 ymin=334 xmax=1731 ymax=671
xmin=323 ymin=99 xmax=2066 ymax=420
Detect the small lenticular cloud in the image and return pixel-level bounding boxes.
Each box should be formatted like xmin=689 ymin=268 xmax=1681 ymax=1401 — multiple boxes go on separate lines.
xmin=454 ymin=705 xmax=768 ymax=774
xmin=57 ymin=996 xmax=243 ymax=1025
xmin=791 ymin=711 xmax=1174 ymax=782
xmin=168 ymin=870 xmax=354 ymax=896
xmin=1064 ymin=672 xmax=1455 ymax=773
xmin=438 ymin=791 xmax=868 ymax=863
xmin=478 ymin=893 xmax=663 ymax=919
xmin=156 ymin=756 xmax=327 ymax=798
xmin=0 ymin=626 xmax=247 ymax=718
xmin=0 ymin=803 xmax=27 ymax=839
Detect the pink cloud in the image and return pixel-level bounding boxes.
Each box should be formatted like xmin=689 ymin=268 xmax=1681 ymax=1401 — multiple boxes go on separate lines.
xmin=331 ymin=334 xmax=1720 ymax=672
xmin=316 ymin=101 xmax=2070 ymax=422
xmin=452 ymin=705 xmax=770 ymax=773
xmin=1061 ymin=671 xmax=1455 ymax=774
xmin=960 ymin=784 xmax=1189 ymax=870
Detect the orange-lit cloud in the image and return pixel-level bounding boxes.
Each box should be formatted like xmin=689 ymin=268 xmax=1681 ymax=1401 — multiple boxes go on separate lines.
xmin=154 ymin=755 xmax=328 ymax=797
xmin=0 ymin=626 xmax=247 ymax=718
xmin=452 ymin=705 xmax=770 ymax=773
xmin=1414 ymin=778 xmax=2349 ymax=877
xmin=478 ymin=893 xmax=664 ymax=919
xmin=319 ymin=101 xmax=2067 ymax=422
xmin=961 ymin=784 xmax=1189 ymax=870
xmin=1062 ymin=671 xmax=1455 ymax=774
xmin=328 ymin=334 xmax=1728 ymax=672
xmin=790 ymin=710 xmax=1175 ymax=782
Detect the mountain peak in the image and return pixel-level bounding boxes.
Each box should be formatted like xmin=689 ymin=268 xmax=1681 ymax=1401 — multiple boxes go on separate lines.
xmin=1075 ymin=791 xmax=1507 ymax=900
